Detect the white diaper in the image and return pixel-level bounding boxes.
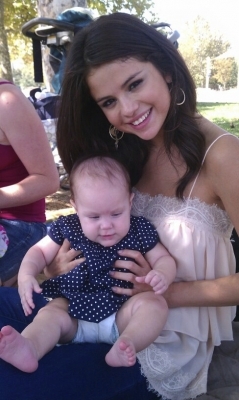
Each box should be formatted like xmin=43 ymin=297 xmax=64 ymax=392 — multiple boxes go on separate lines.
xmin=72 ymin=313 xmax=119 ymax=345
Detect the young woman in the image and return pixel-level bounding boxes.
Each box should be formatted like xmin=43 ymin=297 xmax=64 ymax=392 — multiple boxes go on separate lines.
xmin=0 ymin=13 xmax=239 ymax=400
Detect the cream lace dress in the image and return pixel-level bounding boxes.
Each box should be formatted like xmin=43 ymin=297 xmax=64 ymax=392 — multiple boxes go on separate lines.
xmin=131 ymin=134 xmax=236 ymax=400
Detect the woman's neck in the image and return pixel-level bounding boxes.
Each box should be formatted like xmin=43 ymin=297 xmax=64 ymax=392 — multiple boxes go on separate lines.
xmin=136 ymin=144 xmax=186 ymax=197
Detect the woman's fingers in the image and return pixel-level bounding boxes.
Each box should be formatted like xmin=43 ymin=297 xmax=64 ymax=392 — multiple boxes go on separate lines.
xmin=111 ymin=279 xmax=152 ymax=296
xmin=115 ymin=250 xmax=151 ymax=276
xmin=111 ymin=286 xmax=135 ymax=296
xmin=45 ymin=239 xmax=84 ymax=278
xmin=110 ymin=270 xmax=135 ymax=282
xmin=56 ymin=239 xmax=81 ymax=264
xmin=111 ymin=271 xmax=152 ymax=296
xmin=109 ymin=249 xmax=153 ymax=296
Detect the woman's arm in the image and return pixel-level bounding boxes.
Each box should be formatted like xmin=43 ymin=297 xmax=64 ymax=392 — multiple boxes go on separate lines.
xmin=164 ymin=274 xmax=239 ymax=308
xmin=44 ymin=243 xmax=239 ymax=307
xmin=0 ymin=84 xmax=59 ymax=208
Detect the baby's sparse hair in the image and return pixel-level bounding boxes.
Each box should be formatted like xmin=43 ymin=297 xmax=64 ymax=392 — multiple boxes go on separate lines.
xmin=69 ymin=155 xmax=131 ymax=200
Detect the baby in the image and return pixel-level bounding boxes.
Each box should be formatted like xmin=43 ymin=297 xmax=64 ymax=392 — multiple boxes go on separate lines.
xmin=0 ymin=155 xmax=176 ymax=372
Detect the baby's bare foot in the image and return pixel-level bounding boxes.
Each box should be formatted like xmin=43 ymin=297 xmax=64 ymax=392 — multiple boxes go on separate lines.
xmin=0 ymin=325 xmax=38 ymax=372
xmin=105 ymin=336 xmax=136 ymax=367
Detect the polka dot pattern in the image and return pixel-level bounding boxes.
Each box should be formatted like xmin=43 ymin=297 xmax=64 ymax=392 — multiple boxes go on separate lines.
xmin=41 ymin=214 xmax=159 ymax=322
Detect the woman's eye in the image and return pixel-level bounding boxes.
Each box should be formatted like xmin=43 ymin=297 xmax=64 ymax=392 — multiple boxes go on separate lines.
xmin=129 ymin=79 xmax=142 ymax=91
xmin=101 ymin=98 xmax=115 ymax=108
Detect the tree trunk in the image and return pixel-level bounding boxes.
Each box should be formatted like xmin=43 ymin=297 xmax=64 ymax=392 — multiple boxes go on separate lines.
xmin=0 ymin=0 xmax=13 ymax=81
xmin=36 ymin=0 xmax=88 ymax=90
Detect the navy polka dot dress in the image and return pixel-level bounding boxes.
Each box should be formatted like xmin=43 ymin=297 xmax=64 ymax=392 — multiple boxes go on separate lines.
xmin=41 ymin=214 xmax=159 ymax=323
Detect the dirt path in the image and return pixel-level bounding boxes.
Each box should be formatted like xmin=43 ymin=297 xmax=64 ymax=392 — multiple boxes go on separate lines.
xmin=45 ymin=188 xmax=74 ymax=222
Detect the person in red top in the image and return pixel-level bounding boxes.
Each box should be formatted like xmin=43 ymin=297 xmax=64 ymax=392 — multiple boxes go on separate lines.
xmin=0 ymin=79 xmax=59 ymax=287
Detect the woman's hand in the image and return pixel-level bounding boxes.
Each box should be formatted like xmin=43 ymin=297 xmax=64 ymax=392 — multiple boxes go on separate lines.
xmin=110 ymin=249 xmax=152 ymax=296
xmin=44 ymin=239 xmax=85 ymax=279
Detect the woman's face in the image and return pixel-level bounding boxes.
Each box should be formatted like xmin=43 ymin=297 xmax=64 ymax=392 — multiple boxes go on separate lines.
xmin=87 ymin=58 xmax=171 ymax=142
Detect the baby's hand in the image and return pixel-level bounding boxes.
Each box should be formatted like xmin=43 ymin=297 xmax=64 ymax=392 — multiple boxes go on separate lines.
xmin=18 ymin=275 xmax=42 ymax=316
xmin=136 ymin=270 xmax=169 ymax=295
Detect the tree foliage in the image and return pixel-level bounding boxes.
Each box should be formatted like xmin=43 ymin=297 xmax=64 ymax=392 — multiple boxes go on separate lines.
xmin=4 ymin=0 xmax=37 ymax=61
xmin=88 ymin=0 xmax=157 ymax=21
xmin=0 ymin=0 xmax=12 ymax=80
xmin=179 ymin=16 xmax=231 ymax=88
xmin=211 ymin=58 xmax=238 ymax=89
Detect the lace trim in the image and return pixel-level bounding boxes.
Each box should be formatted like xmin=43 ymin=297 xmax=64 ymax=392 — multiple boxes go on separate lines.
xmin=132 ymin=190 xmax=233 ymax=236
xmin=137 ymin=346 xmax=209 ymax=400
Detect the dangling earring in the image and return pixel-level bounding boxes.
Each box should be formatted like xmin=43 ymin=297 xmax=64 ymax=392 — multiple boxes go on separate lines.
xmin=109 ymin=125 xmax=124 ymax=149
xmin=176 ymin=88 xmax=186 ymax=106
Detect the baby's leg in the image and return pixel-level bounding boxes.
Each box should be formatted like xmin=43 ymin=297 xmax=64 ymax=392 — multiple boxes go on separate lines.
xmin=0 ymin=297 xmax=77 ymax=372
xmin=105 ymin=292 xmax=168 ymax=367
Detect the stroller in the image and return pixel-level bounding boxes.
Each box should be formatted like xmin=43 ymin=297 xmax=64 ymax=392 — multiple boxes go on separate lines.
xmin=21 ymin=7 xmax=180 ymax=188
xmin=22 ymin=8 xmax=97 ymax=190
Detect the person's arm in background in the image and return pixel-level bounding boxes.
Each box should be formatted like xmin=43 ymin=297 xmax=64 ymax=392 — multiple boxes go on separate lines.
xmin=0 ymin=83 xmax=59 ymax=208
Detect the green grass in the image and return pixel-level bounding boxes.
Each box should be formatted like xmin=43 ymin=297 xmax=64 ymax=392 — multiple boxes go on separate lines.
xmin=197 ymin=103 xmax=239 ymax=137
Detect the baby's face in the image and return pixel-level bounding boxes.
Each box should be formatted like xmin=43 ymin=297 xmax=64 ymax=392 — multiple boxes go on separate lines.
xmin=72 ymin=176 xmax=133 ymax=247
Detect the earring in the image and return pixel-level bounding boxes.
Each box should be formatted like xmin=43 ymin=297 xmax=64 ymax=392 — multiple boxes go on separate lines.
xmin=109 ymin=125 xmax=124 ymax=149
xmin=176 ymin=88 xmax=186 ymax=106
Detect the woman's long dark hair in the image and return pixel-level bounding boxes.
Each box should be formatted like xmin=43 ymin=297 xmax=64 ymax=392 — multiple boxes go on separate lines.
xmin=57 ymin=12 xmax=205 ymax=198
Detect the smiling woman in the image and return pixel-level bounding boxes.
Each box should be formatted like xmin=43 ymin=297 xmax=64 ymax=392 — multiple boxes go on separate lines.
xmin=87 ymin=59 xmax=172 ymax=143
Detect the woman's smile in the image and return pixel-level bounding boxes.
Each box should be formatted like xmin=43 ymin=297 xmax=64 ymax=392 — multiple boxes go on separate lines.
xmin=130 ymin=108 xmax=152 ymax=127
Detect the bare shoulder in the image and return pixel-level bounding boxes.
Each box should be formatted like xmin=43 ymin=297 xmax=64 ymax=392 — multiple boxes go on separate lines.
xmin=195 ymin=116 xmax=239 ymax=214
xmin=0 ymin=81 xmax=45 ymax=144
xmin=197 ymin=116 xmax=239 ymax=164
xmin=0 ymin=82 xmax=30 ymax=111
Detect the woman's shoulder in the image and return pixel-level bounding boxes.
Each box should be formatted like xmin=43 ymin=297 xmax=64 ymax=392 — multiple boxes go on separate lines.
xmin=197 ymin=117 xmax=239 ymax=213
xmin=0 ymin=82 xmax=29 ymax=115
xmin=198 ymin=116 xmax=237 ymax=144
xmin=0 ymin=79 xmax=13 ymax=86
xmin=197 ymin=116 xmax=239 ymax=163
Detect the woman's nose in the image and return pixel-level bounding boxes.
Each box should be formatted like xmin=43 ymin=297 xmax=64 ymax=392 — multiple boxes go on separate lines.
xmin=120 ymin=96 xmax=138 ymax=117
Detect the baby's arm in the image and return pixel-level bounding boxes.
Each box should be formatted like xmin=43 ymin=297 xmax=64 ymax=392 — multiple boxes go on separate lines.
xmin=136 ymin=243 xmax=176 ymax=295
xmin=18 ymin=235 xmax=60 ymax=315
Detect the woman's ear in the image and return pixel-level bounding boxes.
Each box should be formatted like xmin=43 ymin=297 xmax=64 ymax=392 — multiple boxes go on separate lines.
xmin=70 ymin=198 xmax=77 ymax=212
xmin=165 ymin=74 xmax=172 ymax=84
xmin=129 ymin=192 xmax=134 ymax=208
